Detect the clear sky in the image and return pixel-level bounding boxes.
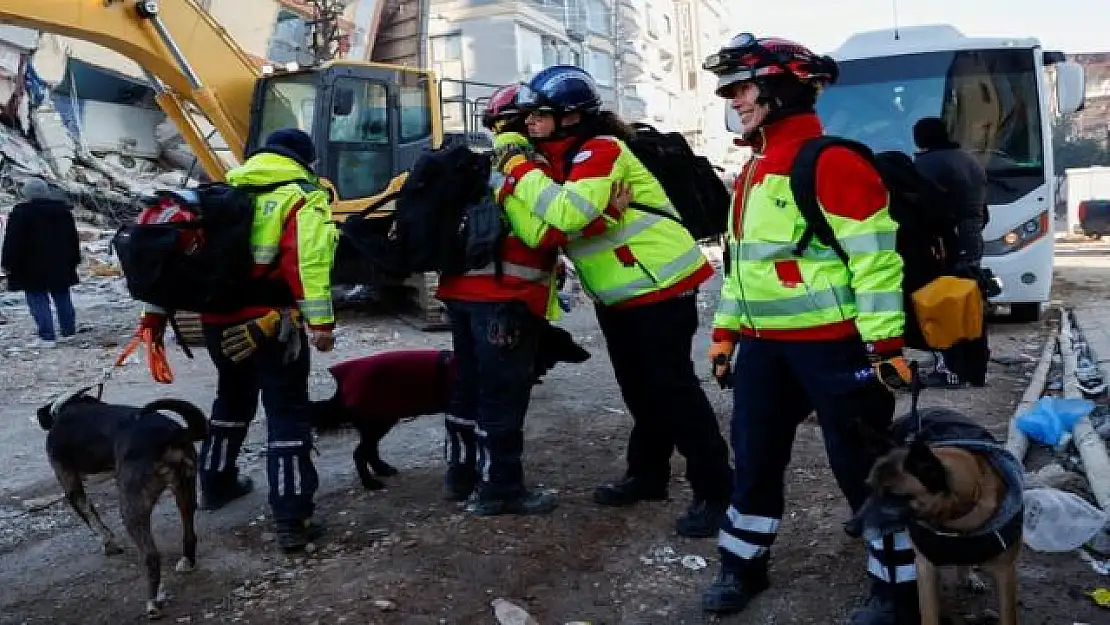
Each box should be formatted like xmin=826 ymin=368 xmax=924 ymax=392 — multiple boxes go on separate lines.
xmin=732 ymin=0 xmax=1107 ymax=55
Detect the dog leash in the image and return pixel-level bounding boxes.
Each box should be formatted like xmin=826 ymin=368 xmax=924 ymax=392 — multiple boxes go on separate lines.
xmin=905 ymin=360 xmax=925 ymax=443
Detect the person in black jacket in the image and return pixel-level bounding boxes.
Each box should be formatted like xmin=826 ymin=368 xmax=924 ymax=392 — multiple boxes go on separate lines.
xmin=1 ymin=178 xmax=81 ymax=348
xmin=912 ymin=117 xmax=990 ymax=388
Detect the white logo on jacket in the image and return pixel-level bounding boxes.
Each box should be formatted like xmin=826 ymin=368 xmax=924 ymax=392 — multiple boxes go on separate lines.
xmin=571 ymin=150 xmax=592 ymax=164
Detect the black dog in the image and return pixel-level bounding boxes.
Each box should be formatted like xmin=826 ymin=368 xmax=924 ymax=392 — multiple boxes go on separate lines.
xmin=311 ymin=323 xmax=590 ymax=490
xmin=36 ymin=388 xmax=208 ymax=618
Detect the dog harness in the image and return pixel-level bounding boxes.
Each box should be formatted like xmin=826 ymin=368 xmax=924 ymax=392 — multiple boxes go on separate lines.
xmin=895 ymin=409 xmax=1026 ymax=567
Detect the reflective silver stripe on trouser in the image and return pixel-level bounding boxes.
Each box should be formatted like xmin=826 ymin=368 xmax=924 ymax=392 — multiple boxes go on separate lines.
xmin=731 ymin=231 xmax=897 ymax=262
xmin=866 ymin=531 xmax=917 ymax=583
xmin=445 ymin=415 xmax=476 ymax=465
xmin=298 ymin=299 xmax=333 ymax=321
xmin=716 ymin=284 xmax=856 ymax=319
xmin=532 ymin=181 xmax=602 ymax=223
xmin=475 ymin=426 xmax=491 ymax=483
xmin=585 ymin=244 xmax=704 ymax=304
xmin=466 ymin=262 xmax=552 ymax=282
xmin=270 ymin=440 xmax=307 ymax=497
xmin=718 ymin=507 xmax=781 ymax=559
xmin=252 ymin=244 xmax=279 ymax=264
xmin=206 ymin=420 xmax=249 ymax=472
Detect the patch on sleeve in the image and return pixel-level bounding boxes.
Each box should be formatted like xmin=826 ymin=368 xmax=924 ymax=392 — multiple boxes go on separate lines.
xmin=571 ymin=150 xmax=593 ymax=164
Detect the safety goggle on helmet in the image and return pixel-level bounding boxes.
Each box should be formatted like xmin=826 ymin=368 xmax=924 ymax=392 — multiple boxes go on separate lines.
xmin=703 ymin=32 xmax=839 ymax=98
xmin=481 ymin=83 xmax=525 ymax=130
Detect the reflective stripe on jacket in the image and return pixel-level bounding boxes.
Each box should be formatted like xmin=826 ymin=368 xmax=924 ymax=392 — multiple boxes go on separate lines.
xmin=498 ymin=133 xmax=712 ymax=308
xmin=201 ymin=151 xmax=338 ymax=330
xmin=712 ymin=114 xmax=904 ymax=349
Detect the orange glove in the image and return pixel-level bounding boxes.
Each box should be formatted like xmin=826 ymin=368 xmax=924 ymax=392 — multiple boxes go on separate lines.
xmin=869 ymin=351 xmax=912 ymax=390
xmin=709 ymin=339 xmax=737 ymax=389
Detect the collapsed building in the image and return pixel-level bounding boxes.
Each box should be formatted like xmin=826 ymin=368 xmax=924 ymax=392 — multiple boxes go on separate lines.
xmin=0 ymin=25 xmax=202 ymax=224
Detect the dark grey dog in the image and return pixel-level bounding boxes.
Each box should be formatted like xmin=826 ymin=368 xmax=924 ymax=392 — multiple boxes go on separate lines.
xmin=36 ymin=388 xmax=208 ymax=618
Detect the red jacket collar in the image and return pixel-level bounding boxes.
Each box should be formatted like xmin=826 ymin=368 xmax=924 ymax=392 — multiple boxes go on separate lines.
xmin=733 ymin=112 xmax=824 ymax=153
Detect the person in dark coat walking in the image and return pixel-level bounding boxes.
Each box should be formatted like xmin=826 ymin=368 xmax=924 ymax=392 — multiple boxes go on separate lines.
xmin=912 ymin=117 xmax=990 ymax=388
xmin=1 ymin=178 xmax=81 ymax=348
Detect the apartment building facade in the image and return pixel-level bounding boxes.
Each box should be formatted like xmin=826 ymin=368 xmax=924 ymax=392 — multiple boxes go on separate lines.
xmin=428 ymin=0 xmax=743 ymax=167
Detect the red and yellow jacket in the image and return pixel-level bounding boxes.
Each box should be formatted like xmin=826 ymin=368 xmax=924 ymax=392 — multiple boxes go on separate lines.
xmin=712 ymin=113 xmax=904 ymax=351
xmin=497 ymin=133 xmax=712 ymax=309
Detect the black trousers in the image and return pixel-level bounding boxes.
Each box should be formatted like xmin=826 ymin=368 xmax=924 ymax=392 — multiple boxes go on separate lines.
xmin=717 ymin=336 xmax=917 ymax=587
xmin=199 ymin=322 xmax=317 ymax=522
xmin=595 ymin=292 xmax=732 ymax=503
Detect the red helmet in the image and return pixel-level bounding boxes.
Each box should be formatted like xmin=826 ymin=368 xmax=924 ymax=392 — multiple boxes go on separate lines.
xmin=703 ymin=33 xmax=838 ymax=97
xmin=481 ymin=83 xmax=524 ymax=131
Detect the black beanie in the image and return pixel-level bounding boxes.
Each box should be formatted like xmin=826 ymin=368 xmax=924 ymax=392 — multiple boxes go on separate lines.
xmin=262 ymin=128 xmax=317 ymax=169
xmin=913 ymin=117 xmax=960 ymax=150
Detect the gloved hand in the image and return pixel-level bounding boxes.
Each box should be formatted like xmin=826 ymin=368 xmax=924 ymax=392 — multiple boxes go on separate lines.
xmin=311 ymin=329 xmax=335 ymax=353
xmin=492 ymin=143 xmax=531 ymax=174
xmin=492 ymin=131 xmax=531 ymax=148
xmin=220 ymin=310 xmax=282 ymax=363
xmin=869 ymin=348 xmax=912 ymax=390
xmin=709 ymin=339 xmax=737 ymax=389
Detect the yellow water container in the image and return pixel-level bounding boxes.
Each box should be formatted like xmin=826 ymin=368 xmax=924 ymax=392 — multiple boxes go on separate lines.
xmin=911 ymin=276 xmax=984 ymax=349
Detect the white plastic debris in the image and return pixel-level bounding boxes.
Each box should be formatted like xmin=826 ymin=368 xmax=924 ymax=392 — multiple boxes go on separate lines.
xmin=681 ymin=555 xmax=708 ymax=570
xmin=492 ymin=598 xmax=539 ymax=625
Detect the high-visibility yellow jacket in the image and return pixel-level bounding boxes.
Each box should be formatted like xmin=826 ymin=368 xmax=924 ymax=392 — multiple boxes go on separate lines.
xmin=201 ymin=151 xmax=338 ymax=331
xmin=711 ymin=113 xmax=905 ymax=352
xmin=495 ymin=132 xmax=712 ymax=308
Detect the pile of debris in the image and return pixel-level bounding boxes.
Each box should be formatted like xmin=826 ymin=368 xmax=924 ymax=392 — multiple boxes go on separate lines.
xmin=1 ymin=106 xmax=201 ymax=225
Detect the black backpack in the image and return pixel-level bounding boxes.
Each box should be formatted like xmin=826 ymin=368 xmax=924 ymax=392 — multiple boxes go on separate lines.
xmin=564 ymin=123 xmax=731 ymax=241
xmin=111 ymin=181 xmax=305 ymax=314
xmin=338 ymin=144 xmax=503 ymax=277
xmin=789 ymin=136 xmax=954 ymax=287
xmin=788 ymin=136 xmax=958 ymax=348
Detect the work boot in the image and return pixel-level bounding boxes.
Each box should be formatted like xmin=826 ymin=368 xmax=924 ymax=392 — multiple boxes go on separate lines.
xmin=469 ymin=489 xmax=558 ymax=516
xmin=593 ymin=476 xmax=668 ymax=507
xmin=200 ymin=475 xmax=254 ymax=511
xmin=701 ymin=559 xmax=771 ymax=614
xmin=843 ymin=515 xmax=864 ymax=538
xmin=675 ymin=499 xmax=727 ymax=538
xmin=847 ymin=580 xmax=921 ymax=625
xmin=275 ymin=518 xmax=327 ymax=553
xmin=444 ymin=465 xmax=478 ymax=502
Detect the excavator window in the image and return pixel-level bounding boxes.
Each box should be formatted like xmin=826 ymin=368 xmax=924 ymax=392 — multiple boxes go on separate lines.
xmin=257 ymin=72 xmax=317 ymax=142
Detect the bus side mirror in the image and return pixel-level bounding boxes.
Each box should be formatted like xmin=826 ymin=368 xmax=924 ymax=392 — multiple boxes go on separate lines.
xmin=1055 ymin=61 xmax=1086 ymax=115
xmin=725 ymin=106 xmax=742 ymax=134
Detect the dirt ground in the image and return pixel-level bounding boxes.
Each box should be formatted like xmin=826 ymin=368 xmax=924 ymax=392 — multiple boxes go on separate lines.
xmin=2 ymin=248 xmax=1109 ymax=624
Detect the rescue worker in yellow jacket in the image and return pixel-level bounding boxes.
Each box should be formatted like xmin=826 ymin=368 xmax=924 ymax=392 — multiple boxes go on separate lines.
xmin=142 ymin=129 xmax=338 ymax=553
xmin=699 ymin=34 xmax=917 ymax=624
xmin=491 ymin=65 xmax=733 ymax=538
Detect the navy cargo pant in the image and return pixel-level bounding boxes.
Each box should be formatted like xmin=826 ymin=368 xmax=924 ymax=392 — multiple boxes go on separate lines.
xmin=718 ymin=337 xmax=917 ymax=588
xmin=444 ymin=300 xmax=541 ymax=501
xmin=199 ymin=322 xmax=318 ymax=523
xmin=595 ymin=292 xmax=733 ymax=503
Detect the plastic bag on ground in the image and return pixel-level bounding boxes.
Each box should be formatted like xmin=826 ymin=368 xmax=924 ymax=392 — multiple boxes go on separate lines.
xmin=1014 ymin=396 xmax=1094 ymax=446
xmin=1023 ymin=487 xmax=1108 ymax=552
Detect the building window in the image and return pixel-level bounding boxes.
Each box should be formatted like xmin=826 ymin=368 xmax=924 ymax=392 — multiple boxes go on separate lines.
xmin=430 ymin=33 xmax=462 ymax=62
xmin=586 ymin=0 xmax=612 ymax=36
xmin=516 ymin=25 xmax=545 ymax=78
xmin=587 ymin=48 xmax=614 ymax=86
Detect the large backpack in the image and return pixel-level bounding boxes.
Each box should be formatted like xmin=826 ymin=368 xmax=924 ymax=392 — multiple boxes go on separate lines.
xmin=565 ymin=123 xmax=731 ymax=241
xmin=339 ymin=144 xmax=503 ymax=277
xmin=788 ymin=136 xmax=969 ymax=350
xmin=112 ymin=181 xmax=306 ymax=314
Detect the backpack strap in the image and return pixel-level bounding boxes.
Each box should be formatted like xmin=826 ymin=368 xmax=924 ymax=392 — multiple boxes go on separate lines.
xmin=789 ymin=136 xmax=876 ymax=266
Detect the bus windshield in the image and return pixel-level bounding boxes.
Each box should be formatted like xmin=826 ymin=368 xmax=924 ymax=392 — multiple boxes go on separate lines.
xmin=815 ymin=48 xmax=1045 ymax=204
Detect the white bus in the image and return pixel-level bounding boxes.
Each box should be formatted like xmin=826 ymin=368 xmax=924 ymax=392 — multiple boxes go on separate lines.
xmin=729 ymin=25 xmax=1086 ymax=321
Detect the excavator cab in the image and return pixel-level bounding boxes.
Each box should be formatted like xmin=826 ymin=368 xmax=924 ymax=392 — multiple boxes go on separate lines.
xmin=247 ymin=60 xmax=442 ymax=214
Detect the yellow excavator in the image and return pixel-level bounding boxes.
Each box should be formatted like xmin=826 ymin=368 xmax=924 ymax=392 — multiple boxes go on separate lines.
xmin=0 ymin=0 xmax=441 ymax=216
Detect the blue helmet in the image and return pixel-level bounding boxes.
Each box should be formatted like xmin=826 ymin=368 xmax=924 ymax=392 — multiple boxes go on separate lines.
xmin=517 ymin=65 xmax=602 ymax=115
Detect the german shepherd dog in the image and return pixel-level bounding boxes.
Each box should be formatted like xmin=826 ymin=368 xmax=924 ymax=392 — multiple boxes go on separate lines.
xmin=36 ymin=387 xmax=208 ymax=618
xmin=852 ymin=367 xmax=1024 ymax=625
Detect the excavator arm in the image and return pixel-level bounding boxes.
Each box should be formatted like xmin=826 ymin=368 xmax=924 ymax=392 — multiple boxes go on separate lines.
xmin=0 ymin=0 xmax=442 ymax=217
xmin=0 ymin=0 xmax=260 ymax=181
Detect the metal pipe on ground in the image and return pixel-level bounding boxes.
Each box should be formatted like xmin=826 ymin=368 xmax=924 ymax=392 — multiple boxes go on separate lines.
xmin=1005 ymin=321 xmax=1060 ymax=462
xmin=1061 ymin=308 xmax=1110 ymax=511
